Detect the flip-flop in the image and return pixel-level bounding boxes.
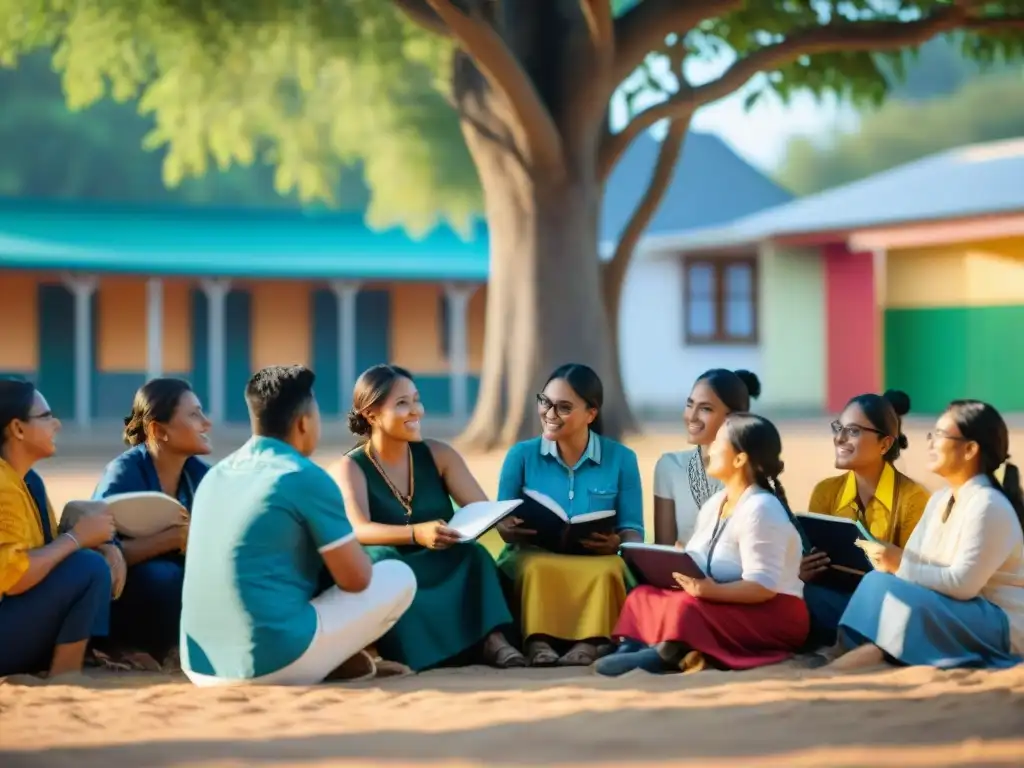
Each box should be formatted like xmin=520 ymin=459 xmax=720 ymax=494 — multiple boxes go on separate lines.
xmin=490 ymin=645 xmax=527 ymax=669
xmin=678 ymin=650 xmax=708 ymax=674
xmin=557 ymin=643 xmax=598 ymax=667
xmin=526 ymin=642 xmax=560 ymax=667
xmin=326 ymin=650 xmax=378 ymax=683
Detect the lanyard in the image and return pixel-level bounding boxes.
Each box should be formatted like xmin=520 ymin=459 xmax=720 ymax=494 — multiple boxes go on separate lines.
xmin=704 ymin=497 xmax=731 ymax=582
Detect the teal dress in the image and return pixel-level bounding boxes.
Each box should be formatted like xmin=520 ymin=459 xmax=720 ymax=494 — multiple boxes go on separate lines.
xmin=349 ymin=440 xmax=513 ymax=671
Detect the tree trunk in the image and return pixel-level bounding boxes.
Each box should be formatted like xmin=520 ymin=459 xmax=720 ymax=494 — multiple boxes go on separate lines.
xmin=456 ymin=137 xmax=630 ymax=450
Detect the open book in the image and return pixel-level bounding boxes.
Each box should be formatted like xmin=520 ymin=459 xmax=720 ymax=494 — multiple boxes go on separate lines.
xmin=795 ymin=511 xmax=878 ymax=591
xmin=620 ymin=542 xmax=706 ymax=589
xmin=447 ymin=499 xmax=523 ymax=542
xmin=514 ymin=489 xmax=616 ymax=555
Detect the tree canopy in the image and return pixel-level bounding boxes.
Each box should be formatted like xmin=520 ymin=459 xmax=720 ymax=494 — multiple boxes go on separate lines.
xmin=3 ymin=2 xmax=1022 ymax=234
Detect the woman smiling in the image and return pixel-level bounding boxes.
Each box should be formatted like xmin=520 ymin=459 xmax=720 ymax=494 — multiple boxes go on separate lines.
xmin=496 ymin=364 xmax=644 ymax=667
xmin=653 ymin=369 xmax=761 ymax=547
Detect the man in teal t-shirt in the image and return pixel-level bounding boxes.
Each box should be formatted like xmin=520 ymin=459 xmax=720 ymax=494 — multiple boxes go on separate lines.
xmin=180 ymin=365 xmax=416 ymax=685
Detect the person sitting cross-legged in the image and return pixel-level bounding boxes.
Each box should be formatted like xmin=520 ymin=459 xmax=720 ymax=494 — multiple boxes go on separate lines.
xmin=180 ymin=365 xmax=416 ymax=686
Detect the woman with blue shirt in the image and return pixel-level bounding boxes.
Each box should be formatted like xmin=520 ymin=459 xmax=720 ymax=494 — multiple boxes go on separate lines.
xmin=497 ymin=364 xmax=644 ymax=667
xmin=93 ymin=378 xmax=211 ymax=666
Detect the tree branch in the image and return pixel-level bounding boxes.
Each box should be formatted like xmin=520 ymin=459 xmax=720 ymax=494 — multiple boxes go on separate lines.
xmin=600 ymin=7 xmax=1023 ymax=183
xmin=392 ymin=0 xmax=451 ymax=37
xmin=423 ymin=0 xmax=566 ymax=174
xmin=611 ymin=0 xmax=743 ymax=89
xmin=602 ymin=115 xmax=691 ymax=349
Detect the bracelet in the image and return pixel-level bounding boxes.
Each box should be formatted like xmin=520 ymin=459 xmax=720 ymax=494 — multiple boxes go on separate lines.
xmin=409 ymin=525 xmax=417 ymax=545
xmin=62 ymin=532 xmax=81 ymax=550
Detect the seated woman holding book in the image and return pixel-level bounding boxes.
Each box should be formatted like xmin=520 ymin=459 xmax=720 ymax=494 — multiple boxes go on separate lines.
xmin=597 ymin=413 xmax=808 ymax=676
xmin=830 ymin=400 xmax=1024 ymax=671
xmin=92 ymin=378 xmax=212 ymax=667
xmin=0 ymin=378 xmax=119 ymax=678
xmin=653 ymin=369 xmax=760 ymax=547
xmin=496 ymin=364 xmax=644 ymax=667
xmin=802 ymin=390 xmax=929 ymax=649
xmin=332 ymin=364 xmax=522 ymax=672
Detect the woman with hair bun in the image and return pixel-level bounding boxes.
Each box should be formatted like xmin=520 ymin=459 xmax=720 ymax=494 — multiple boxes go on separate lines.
xmin=598 ymin=413 xmax=808 ymax=676
xmin=831 ymin=400 xmax=1024 ymax=670
xmin=802 ymin=390 xmax=930 ymax=649
xmin=331 ymin=364 xmax=521 ymax=672
xmin=92 ymin=377 xmax=212 ymax=666
xmin=653 ymin=369 xmax=761 ymax=548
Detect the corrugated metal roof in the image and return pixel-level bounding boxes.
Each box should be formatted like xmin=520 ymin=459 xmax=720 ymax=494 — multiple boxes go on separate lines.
xmin=0 ymin=199 xmax=489 ymax=281
xmin=643 ymin=137 xmax=1024 ymax=254
xmin=601 ymin=130 xmax=793 ymax=245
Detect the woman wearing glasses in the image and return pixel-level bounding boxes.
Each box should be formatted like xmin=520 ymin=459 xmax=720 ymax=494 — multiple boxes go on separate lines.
xmin=496 ymin=364 xmax=644 ymax=667
xmin=802 ymin=391 xmax=929 ymax=649
xmin=831 ymin=400 xmax=1024 ymax=670
xmin=0 ymin=378 xmax=118 ymax=677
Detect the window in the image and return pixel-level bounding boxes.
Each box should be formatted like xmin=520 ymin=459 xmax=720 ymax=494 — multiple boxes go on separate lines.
xmin=683 ymin=256 xmax=758 ymax=345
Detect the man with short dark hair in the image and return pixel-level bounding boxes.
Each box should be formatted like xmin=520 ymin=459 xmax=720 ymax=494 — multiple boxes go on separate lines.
xmin=180 ymin=365 xmax=415 ymax=686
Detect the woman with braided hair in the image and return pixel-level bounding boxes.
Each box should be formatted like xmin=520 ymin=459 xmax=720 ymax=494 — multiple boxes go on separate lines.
xmin=597 ymin=413 xmax=809 ymax=676
xmin=830 ymin=400 xmax=1024 ymax=670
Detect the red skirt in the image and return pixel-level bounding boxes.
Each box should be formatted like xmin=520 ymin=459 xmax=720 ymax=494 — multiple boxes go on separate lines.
xmin=613 ymin=586 xmax=810 ymax=670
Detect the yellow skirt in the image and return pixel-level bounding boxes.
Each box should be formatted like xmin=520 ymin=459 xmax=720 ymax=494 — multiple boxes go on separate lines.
xmin=503 ymin=548 xmax=628 ymax=641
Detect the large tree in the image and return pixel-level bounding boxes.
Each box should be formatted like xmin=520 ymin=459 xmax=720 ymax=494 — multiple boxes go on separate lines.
xmin=2 ymin=1 xmax=1023 ymax=447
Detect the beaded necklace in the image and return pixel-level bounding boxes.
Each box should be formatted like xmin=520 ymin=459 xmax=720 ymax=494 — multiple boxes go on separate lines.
xmin=364 ymin=442 xmax=415 ymax=520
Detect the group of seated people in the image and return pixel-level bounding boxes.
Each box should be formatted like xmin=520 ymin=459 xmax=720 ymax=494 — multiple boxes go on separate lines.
xmin=0 ymin=361 xmax=1021 ymax=684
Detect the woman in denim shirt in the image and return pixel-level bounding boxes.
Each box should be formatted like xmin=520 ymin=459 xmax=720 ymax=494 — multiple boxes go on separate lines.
xmin=496 ymin=364 xmax=643 ymax=667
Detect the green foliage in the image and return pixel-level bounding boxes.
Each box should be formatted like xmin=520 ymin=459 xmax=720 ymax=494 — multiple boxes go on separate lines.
xmin=2 ymin=0 xmax=1023 ymax=235
xmin=0 ymin=1 xmax=480 ymax=236
xmin=777 ymin=71 xmax=1024 ymax=195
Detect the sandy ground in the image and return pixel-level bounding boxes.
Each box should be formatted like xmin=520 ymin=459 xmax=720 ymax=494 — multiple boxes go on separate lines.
xmin=2 ymin=421 xmax=1023 ymax=767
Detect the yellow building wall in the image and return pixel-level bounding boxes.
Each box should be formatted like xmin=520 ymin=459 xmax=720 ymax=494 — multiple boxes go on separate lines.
xmin=390 ymin=283 xmax=486 ymax=375
xmin=162 ymin=280 xmax=193 ymax=373
xmin=0 ymin=272 xmax=40 ymax=371
xmin=886 ymin=237 xmax=1024 ymax=309
xmin=250 ymin=280 xmax=311 ymax=369
xmin=97 ymin=277 xmax=148 ymax=371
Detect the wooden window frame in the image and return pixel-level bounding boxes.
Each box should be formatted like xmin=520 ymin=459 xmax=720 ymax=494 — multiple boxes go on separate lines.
xmin=682 ymin=254 xmax=760 ymax=346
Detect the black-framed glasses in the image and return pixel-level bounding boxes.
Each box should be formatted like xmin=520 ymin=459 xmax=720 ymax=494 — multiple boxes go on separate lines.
xmin=830 ymin=420 xmax=885 ymax=440
xmin=536 ymin=394 xmax=574 ymax=418
xmin=24 ymin=410 xmax=55 ymax=422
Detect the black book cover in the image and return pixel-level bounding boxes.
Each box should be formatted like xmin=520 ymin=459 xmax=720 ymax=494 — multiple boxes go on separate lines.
xmin=620 ymin=543 xmax=706 ymax=589
xmin=515 ymin=490 xmax=616 ymax=555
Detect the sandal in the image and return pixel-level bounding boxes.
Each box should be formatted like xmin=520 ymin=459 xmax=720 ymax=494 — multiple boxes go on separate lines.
xmin=482 ymin=633 xmax=526 ymax=668
xmin=557 ymin=642 xmax=598 ymax=667
xmin=678 ymin=650 xmax=708 ymax=674
xmin=326 ymin=650 xmax=378 ymax=682
xmin=526 ymin=640 xmax=560 ymax=667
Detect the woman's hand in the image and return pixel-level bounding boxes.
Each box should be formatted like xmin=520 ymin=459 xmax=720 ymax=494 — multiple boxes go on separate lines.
xmin=99 ymin=543 xmax=127 ymax=599
xmin=857 ymin=540 xmax=902 ymax=574
xmin=412 ymin=520 xmax=461 ymax=550
xmin=799 ymin=549 xmax=831 ymax=582
xmin=496 ymin=516 xmax=536 ymax=544
xmin=672 ymin=572 xmax=712 ymax=598
xmin=71 ymin=509 xmax=117 ymax=549
xmin=581 ymin=531 xmax=621 ymax=556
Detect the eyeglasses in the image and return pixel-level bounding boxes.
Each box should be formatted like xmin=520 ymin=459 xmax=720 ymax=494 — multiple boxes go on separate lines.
xmin=830 ymin=420 xmax=885 ymax=440
xmin=536 ymin=394 xmax=574 ymax=418
xmin=24 ymin=410 xmax=55 ymax=422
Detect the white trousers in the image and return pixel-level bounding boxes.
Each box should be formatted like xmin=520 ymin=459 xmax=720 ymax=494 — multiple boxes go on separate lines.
xmin=186 ymin=560 xmax=417 ymax=687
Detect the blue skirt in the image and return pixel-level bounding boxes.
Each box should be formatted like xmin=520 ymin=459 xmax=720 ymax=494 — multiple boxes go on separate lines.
xmin=839 ymin=571 xmax=1021 ymax=669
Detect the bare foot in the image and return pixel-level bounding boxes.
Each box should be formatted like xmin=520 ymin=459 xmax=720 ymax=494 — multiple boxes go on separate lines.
xmin=826 ymin=643 xmax=885 ymax=672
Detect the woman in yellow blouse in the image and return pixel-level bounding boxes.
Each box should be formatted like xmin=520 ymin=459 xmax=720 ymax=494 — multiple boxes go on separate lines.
xmin=802 ymin=390 xmax=929 ymax=649
xmin=0 ymin=379 xmax=118 ymax=677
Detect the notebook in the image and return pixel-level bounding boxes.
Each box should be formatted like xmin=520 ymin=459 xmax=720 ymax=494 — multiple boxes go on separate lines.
xmin=514 ymin=489 xmax=616 ymax=555
xmin=103 ymin=491 xmax=189 ymax=539
xmin=448 ymin=499 xmax=523 ymax=542
xmin=619 ymin=542 xmax=706 ymax=589
xmin=795 ymin=511 xmax=877 ymax=590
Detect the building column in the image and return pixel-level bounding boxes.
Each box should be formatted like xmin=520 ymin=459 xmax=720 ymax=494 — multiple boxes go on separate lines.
xmin=330 ymin=281 xmax=361 ymax=414
xmin=146 ymin=277 xmax=164 ymax=380
xmin=63 ymin=274 xmax=98 ymax=428
xmin=444 ymin=282 xmax=477 ymax=422
xmin=872 ymin=248 xmax=888 ymax=393
xmin=200 ymin=279 xmax=231 ymax=424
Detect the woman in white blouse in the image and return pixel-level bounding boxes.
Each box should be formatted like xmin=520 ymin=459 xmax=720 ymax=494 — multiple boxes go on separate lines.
xmin=830 ymin=400 xmax=1024 ymax=670
xmin=597 ymin=413 xmax=809 ymax=676
xmin=653 ymin=369 xmax=761 ymax=547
